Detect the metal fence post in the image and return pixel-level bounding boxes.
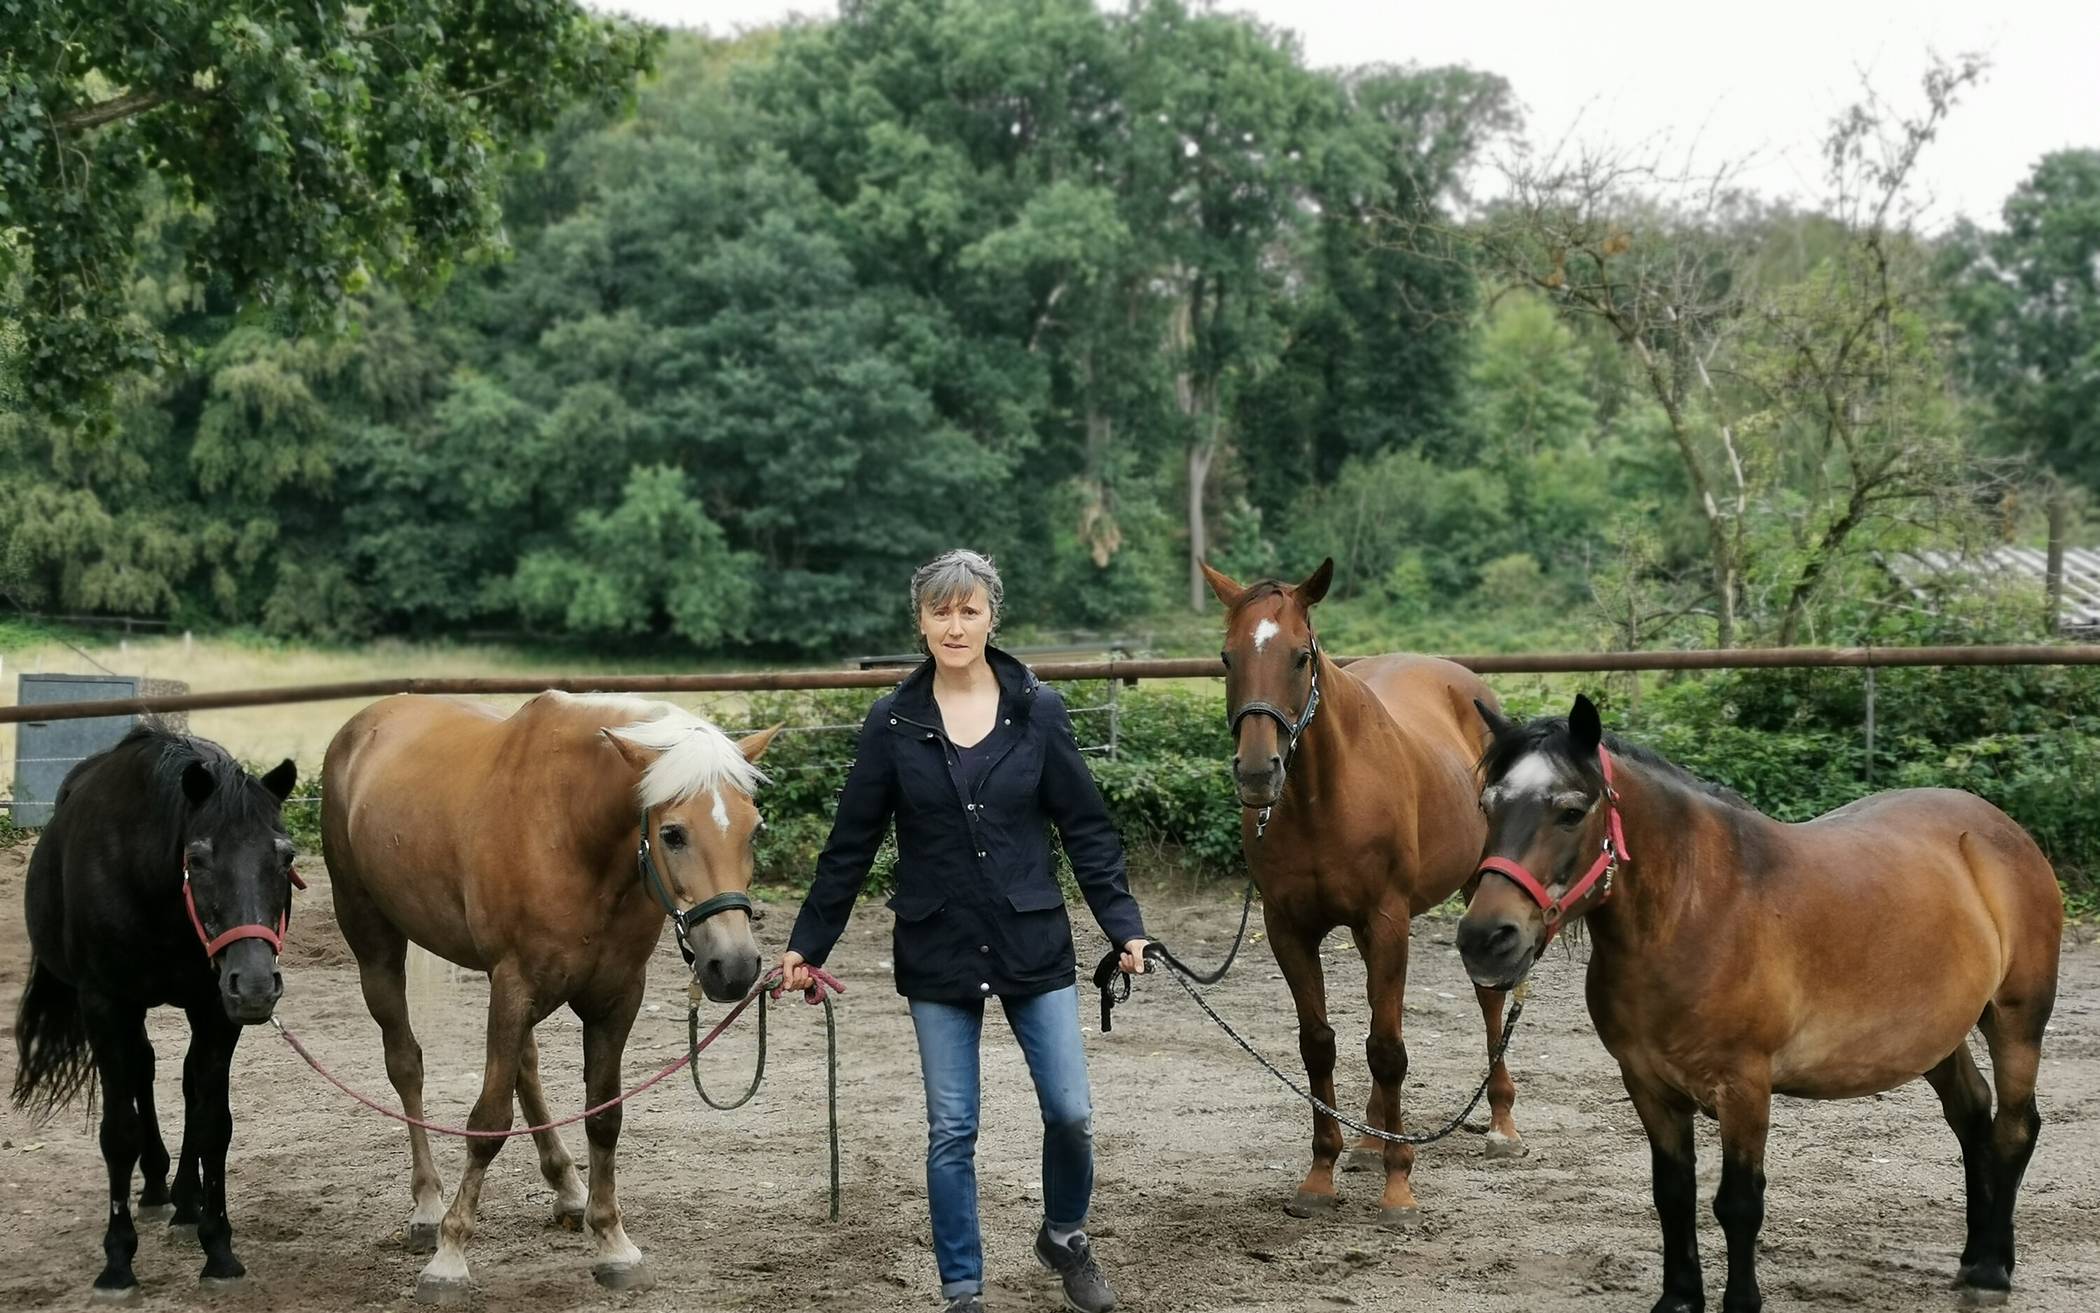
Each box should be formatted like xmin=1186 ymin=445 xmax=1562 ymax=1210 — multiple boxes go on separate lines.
xmin=1106 ymin=651 xmax=1122 ymax=761
xmin=1862 ymin=665 xmax=1876 ymax=786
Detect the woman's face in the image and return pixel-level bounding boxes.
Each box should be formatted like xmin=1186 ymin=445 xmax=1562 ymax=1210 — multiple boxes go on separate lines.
xmin=920 ymin=585 xmax=993 ymax=672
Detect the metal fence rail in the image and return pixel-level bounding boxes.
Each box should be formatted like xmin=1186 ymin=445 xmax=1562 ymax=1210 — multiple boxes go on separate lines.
xmin=4 ymin=643 xmax=2098 ymax=726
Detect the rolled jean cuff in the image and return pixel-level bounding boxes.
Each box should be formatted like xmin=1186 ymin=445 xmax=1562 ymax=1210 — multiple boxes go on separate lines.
xmin=941 ymin=1278 xmax=984 ymax=1298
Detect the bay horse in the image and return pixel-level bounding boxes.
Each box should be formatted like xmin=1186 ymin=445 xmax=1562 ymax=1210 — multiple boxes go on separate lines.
xmin=320 ymin=692 xmax=779 ymax=1302
xmin=1458 ymin=694 xmax=2062 ymax=1311
xmin=13 ymin=725 xmax=299 ymax=1300
xmin=1202 ymin=558 xmax=1523 ymax=1228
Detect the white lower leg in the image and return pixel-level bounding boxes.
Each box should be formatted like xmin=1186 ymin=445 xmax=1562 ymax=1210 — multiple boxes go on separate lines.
xmin=590 ymin=1217 xmax=643 ymax=1268
xmin=585 ymin=1153 xmax=644 ymax=1276
xmin=418 ymin=1240 xmax=471 ymax=1288
xmin=544 ymin=1154 xmax=587 ymax=1217
xmin=408 ymin=1188 xmax=446 ymax=1230
xmin=416 ymin=1168 xmax=486 ymax=1292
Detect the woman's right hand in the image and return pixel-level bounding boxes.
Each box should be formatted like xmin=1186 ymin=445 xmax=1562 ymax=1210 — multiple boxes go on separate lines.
xmin=778 ymin=949 xmax=815 ymax=995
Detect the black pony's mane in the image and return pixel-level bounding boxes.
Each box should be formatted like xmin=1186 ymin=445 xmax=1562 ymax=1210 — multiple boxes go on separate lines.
xmin=1481 ymin=715 xmax=1754 ymax=812
xmin=60 ymin=722 xmax=286 ymax=835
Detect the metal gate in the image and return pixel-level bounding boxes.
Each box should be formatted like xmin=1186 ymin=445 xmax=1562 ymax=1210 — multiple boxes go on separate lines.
xmin=10 ymin=674 xmax=145 ymax=826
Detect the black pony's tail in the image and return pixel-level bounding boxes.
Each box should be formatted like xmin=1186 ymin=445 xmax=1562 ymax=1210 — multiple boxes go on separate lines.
xmin=10 ymin=957 xmax=95 ymax=1117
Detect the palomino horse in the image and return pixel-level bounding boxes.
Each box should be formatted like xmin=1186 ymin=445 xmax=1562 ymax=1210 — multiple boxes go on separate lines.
xmin=1202 ymin=559 xmax=1523 ymax=1228
xmin=1459 ymin=695 xmax=2062 ymax=1311
xmin=14 ymin=726 xmax=298 ymax=1299
xmin=321 ymin=692 xmax=779 ymax=1301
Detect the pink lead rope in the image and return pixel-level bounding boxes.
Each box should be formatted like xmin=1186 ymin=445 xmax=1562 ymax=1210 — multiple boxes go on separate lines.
xmin=268 ymin=965 xmax=843 ymax=1139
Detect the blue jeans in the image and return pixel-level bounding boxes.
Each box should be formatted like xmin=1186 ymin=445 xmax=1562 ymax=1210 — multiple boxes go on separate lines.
xmin=909 ymin=984 xmax=1095 ymax=1298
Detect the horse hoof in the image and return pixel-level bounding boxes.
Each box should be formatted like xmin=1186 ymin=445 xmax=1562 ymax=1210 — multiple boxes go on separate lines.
xmin=593 ymin=1261 xmax=655 ymax=1292
xmin=167 ymin=1223 xmax=199 ymax=1244
xmin=1378 ymin=1205 xmax=1421 ymax=1231
xmin=552 ymin=1207 xmax=585 ymax=1232
xmin=406 ymin=1223 xmax=440 ymax=1253
xmin=134 ymin=1203 xmax=174 ymax=1224
xmin=90 ymin=1286 xmax=141 ymax=1306
xmin=1284 ymin=1190 xmax=1340 ymax=1218
xmin=1341 ymin=1147 xmax=1383 ymax=1174
xmin=1484 ymin=1132 xmax=1529 ymax=1161
xmin=1959 ymin=1288 xmax=2010 ymax=1309
xmin=415 ymin=1274 xmax=473 ymax=1306
xmin=200 ymin=1275 xmax=248 ymax=1291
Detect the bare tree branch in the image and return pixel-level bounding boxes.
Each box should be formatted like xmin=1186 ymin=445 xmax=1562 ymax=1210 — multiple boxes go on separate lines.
xmin=52 ymin=84 xmax=214 ymax=133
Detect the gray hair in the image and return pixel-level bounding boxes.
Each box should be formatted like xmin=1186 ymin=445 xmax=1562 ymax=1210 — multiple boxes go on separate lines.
xmin=911 ymin=549 xmax=1003 ymax=633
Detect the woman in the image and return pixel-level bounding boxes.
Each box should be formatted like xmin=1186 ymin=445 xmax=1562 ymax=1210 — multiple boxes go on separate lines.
xmin=780 ymin=549 xmax=1149 ymax=1313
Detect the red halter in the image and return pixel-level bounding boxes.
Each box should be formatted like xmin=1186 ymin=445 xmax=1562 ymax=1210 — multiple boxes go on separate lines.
xmin=183 ymin=857 xmax=305 ymax=958
xmin=1474 ymin=747 xmax=1630 ymax=946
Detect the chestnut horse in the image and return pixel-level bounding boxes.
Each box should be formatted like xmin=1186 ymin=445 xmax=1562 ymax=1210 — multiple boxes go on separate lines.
xmin=321 ymin=692 xmax=779 ymax=1301
xmin=1202 ymin=559 xmax=1522 ymax=1228
xmin=1459 ymin=695 xmax=2062 ymax=1312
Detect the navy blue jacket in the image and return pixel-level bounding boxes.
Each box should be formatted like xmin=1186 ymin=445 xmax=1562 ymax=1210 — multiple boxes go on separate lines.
xmin=786 ymin=647 xmax=1146 ymax=1001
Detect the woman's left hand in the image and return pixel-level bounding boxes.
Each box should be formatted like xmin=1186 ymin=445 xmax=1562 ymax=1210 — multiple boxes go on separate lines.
xmin=1119 ymin=938 xmax=1150 ymax=975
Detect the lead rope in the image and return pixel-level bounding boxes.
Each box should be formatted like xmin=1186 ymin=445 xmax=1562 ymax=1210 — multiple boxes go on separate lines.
xmin=274 ymin=966 xmax=846 ymax=1220
xmin=686 ymin=974 xmax=844 ymax=1222
xmin=1180 ymin=877 xmax=1258 ymax=986
xmin=1095 ymin=941 xmax=1525 ymax=1147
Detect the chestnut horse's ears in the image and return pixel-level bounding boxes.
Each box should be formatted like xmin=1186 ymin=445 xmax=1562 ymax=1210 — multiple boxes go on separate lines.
xmin=260 ymin=758 xmax=298 ymax=803
xmin=738 ymin=722 xmax=786 ymax=763
xmin=1294 ymin=557 xmax=1335 ymax=607
xmin=600 ymin=727 xmax=654 ymax=775
xmin=1474 ymin=698 xmax=1514 ymax=741
xmin=1568 ymin=693 xmax=1603 ymax=755
xmin=1199 ymin=559 xmax=1245 ymax=609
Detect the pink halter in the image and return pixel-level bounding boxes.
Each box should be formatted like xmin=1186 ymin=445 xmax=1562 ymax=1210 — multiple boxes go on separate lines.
xmin=1474 ymin=746 xmax=1630 ymax=946
xmin=183 ymin=857 xmax=305 ymax=958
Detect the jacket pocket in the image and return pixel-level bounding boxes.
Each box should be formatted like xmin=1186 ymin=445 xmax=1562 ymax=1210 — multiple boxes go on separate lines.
xmin=1005 ymin=884 xmax=1066 ymax=913
xmin=885 ymin=892 xmax=947 ymax=922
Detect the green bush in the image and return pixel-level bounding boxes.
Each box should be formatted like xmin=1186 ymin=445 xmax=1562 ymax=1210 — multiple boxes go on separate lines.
xmin=416 ymin=672 xmax=2100 ymax=914
xmin=739 ymin=689 xmax=900 ymax=895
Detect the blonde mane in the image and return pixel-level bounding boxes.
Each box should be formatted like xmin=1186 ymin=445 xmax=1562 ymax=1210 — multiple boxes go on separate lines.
xmin=576 ymin=696 xmax=767 ymax=809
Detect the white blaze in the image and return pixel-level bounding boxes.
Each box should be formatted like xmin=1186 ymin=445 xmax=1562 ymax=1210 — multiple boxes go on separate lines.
xmin=1252 ymin=618 xmax=1280 ymax=651
xmin=710 ymin=789 xmax=731 ymax=832
xmin=1500 ymin=752 xmax=1560 ymax=797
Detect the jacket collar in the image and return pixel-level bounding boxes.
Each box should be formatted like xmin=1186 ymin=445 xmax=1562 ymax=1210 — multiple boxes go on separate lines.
xmin=891 ymin=644 xmax=1040 ymax=727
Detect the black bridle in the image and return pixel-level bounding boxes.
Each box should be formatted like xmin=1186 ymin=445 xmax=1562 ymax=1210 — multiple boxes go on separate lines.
xmin=635 ymin=808 xmax=753 ymax=965
xmin=1226 ymin=634 xmax=1323 ymax=840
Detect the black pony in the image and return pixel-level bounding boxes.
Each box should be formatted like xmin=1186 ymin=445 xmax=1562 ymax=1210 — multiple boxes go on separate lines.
xmin=12 ymin=724 xmax=298 ymax=1301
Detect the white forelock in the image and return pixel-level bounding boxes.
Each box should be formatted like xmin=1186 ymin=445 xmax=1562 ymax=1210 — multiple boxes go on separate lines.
xmin=593 ymin=698 xmax=766 ymax=809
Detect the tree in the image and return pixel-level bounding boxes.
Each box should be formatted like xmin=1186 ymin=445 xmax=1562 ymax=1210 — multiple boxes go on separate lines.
xmin=1945 ymin=150 xmax=2100 ymax=487
xmin=1436 ymin=151 xmax=1759 ymax=645
xmin=1 ymin=9 xmax=1502 ymax=649
xmin=0 ymin=0 xmax=658 ymax=425
xmin=510 ymin=466 xmax=755 ymax=646
xmin=1115 ymin=0 xmax=1331 ymax=611
xmin=1424 ymin=56 xmax=1991 ymax=648
xmin=1748 ymin=57 xmax=1992 ymax=644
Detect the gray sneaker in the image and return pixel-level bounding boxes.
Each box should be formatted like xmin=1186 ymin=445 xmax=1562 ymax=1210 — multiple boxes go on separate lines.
xmin=1034 ymin=1225 xmax=1117 ymax=1313
xmin=942 ymin=1295 xmax=983 ymax=1313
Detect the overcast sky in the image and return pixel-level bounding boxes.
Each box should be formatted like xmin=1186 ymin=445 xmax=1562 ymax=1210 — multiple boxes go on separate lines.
xmin=587 ymin=1 xmax=2100 ymax=229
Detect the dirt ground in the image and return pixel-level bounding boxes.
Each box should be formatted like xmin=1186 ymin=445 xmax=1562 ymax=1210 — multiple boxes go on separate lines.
xmin=2 ymin=840 xmax=2096 ymax=1312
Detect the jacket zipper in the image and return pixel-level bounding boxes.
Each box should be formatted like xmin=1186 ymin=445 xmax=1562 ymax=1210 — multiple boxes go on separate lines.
xmin=894 ymin=682 xmax=1035 ymax=859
